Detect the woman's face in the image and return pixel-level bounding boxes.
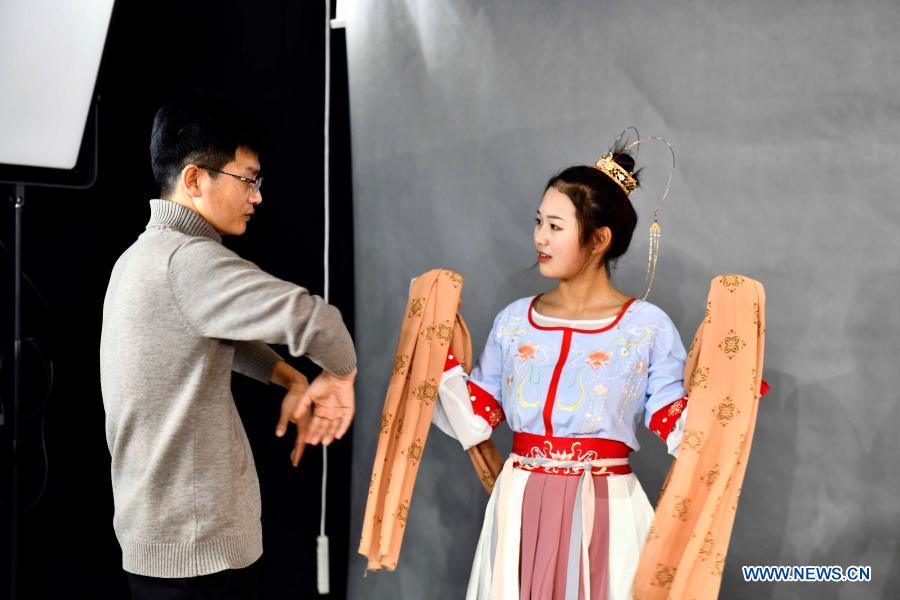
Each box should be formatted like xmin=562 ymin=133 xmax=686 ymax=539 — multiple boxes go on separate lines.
xmin=534 ymin=187 xmax=593 ymax=280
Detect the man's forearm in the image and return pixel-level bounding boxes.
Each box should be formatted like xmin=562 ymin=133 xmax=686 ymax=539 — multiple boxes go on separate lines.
xmin=270 ymin=360 xmax=307 ymax=389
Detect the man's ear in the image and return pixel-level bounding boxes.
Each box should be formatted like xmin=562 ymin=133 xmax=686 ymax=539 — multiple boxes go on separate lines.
xmin=181 ymin=164 xmax=202 ymax=197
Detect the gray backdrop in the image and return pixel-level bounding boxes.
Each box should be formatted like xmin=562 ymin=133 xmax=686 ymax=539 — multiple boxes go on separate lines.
xmin=343 ymin=1 xmax=900 ymax=598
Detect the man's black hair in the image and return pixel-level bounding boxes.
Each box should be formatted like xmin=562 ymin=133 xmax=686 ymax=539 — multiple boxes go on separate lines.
xmin=150 ymin=93 xmax=267 ymax=197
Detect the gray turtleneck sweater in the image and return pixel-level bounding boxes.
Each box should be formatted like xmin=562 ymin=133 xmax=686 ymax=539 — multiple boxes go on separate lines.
xmin=100 ymin=199 xmax=356 ymax=578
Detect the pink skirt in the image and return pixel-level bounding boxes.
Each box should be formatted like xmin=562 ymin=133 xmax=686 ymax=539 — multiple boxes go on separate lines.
xmin=466 ymin=467 xmax=654 ymax=600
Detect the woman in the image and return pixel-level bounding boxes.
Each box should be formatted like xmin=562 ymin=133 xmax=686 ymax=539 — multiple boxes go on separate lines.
xmin=432 ymin=140 xmax=689 ymax=600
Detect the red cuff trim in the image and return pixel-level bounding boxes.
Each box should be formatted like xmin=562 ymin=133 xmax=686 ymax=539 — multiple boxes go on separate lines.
xmin=468 ymin=381 xmax=505 ymax=429
xmin=760 ymin=379 xmax=771 ymax=397
xmin=444 ymin=348 xmax=460 ymax=372
xmin=649 ymin=394 xmax=688 ymax=442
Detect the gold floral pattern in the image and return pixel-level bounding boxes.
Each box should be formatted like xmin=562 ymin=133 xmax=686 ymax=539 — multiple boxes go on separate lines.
xmin=690 ymin=366 xmax=711 ymax=390
xmin=392 ymin=354 xmax=408 ymax=376
xmin=414 ymin=380 xmax=438 ymax=405
xmin=408 ymin=297 xmax=424 ymax=318
xmin=396 ymin=502 xmax=409 ymax=526
xmin=421 ymin=324 xmax=435 ymax=341
xmin=446 ymin=270 xmax=463 ymax=287
xmin=652 ymin=564 xmax=677 ymax=589
xmin=712 ymin=553 xmax=725 ymax=576
xmin=699 ymin=531 xmax=716 ymax=561
xmin=701 ymin=464 xmax=720 ymax=490
xmin=682 ymin=429 xmax=704 ymax=451
xmin=705 ymin=300 xmax=712 ymax=324
xmin=488 ymin=408 xmax=505 ymax=428
xmin=436 ymin=322 xmax=453 ymax=344
xmin=713 ymin=397 xmax=739 ymax=426
xmin=674 ymin=496 xmax=691 ymax=521
xmin=380 ymin=412 xmax=391 ymax=434
xmin=406 ymin=439 xmax=423 ymax=465
xmin=720 ymin=273 xmax=745 ymax=292
xmin=718 ymin=329 xmax=746 ymax=359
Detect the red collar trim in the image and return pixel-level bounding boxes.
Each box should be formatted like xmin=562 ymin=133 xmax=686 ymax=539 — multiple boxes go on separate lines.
xmin=527 ymin=295 xmax=636 ymax=333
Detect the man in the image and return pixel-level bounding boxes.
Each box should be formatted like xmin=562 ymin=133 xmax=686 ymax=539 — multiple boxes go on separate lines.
xmin=100 ymin=95 xmax=357 ymax=598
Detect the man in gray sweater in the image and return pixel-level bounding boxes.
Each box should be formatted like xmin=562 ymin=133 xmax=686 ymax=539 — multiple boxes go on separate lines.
xmin=100 ymin=96 xmax=357 ymax=598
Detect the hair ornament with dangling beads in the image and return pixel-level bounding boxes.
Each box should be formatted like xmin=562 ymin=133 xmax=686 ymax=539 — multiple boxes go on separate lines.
xmin=593 ymin=127 xmax=676 ymax=301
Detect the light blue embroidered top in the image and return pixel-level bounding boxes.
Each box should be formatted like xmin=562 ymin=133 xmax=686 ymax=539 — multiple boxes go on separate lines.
xmin=468 ymin=295 xmax=687 ymax=451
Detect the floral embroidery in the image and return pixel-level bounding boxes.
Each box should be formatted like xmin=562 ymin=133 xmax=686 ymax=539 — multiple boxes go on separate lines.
xmin=713 ymin=397 xmax=739 ymax=426
xmin=652 ymin=564 xmax=677 ymax=589
xmin=699 ymin=531 xmax=715 ymax=561
xmin=593 ymin=383 xmax=609 ymax=395
xmin=436 ymin=322 xmax=453 ymax=344
xmin=392 ymin=354 xmax=408 ymax=376
xmin=718 ymin=329 xmax=746 ymax=359
xmin=712 ymin=553 xmax=725 ymax=576
xmin=667 ymin=398 xmax=685 ymax=416
xmin=406 ymin=439 xmax=423 ymax=464
xmin=408 ymin=297 xmax=424 ymax=318
xmin=516 ymin=440 xmax=613 ymax=475
xmin=701 ymin=463 xmax=720 ymax=490
xmin=516 ymin=343 xmax=536 ymax=361
xmin=673 ymin=496 xmax=691 ymax=521
xmin=634 ymin=360 xmax=647 ymax=373
xmin=690 ymin=366 xmax=710 ymax=389
xmin=682 ymin=429 xmax=704 ymax=451
xmin=414 ymin=380 xmax=438 ymax=405
xmin=396 ymin=502 xmax=409 ymax=526
xmin=720 ymin=273 xmax=746 ymax=292
xmin=586 ymin=349 xmax=611 ymax=369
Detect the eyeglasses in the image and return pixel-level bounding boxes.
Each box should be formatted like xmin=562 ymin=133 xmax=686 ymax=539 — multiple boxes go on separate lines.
xmin=197 ymin=165 xmax=263 ymax=194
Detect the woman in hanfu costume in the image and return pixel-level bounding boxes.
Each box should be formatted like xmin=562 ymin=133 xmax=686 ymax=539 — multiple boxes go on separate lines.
xmin=432 ymin=132 xmax=690 ymax=600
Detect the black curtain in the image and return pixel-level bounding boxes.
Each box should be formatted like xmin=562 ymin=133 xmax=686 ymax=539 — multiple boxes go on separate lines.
xmin=0 ymin=1 xmax=355 ymax=598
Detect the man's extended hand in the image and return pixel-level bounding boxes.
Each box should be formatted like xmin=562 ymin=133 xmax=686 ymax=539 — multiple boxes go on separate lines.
xmin=275 ymin=374 xmax=311 ymax=466
xmin=292 ymin=369 xmax=357 ymax=446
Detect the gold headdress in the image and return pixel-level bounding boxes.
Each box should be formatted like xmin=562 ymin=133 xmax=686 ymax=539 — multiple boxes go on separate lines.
xmin=594 ymin=152 xmax=638 ymax=195
xmin=595 ymin=128 xmax=676 ymax=301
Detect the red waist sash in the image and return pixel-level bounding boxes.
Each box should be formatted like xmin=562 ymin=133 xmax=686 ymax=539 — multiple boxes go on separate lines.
xmin=511 ymin=432 xmax=633 ymax=477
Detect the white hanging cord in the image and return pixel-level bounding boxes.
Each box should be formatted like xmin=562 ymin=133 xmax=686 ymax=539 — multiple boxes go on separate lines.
xmin=317 ymin=0 xmax=332 ymax=594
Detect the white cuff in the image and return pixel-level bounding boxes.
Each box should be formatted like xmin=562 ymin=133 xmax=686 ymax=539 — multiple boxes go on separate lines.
xmin=432 ymin=365 xmax=492 ymax=450
xmin=667 ymin=405 xmax=689 ymax=458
